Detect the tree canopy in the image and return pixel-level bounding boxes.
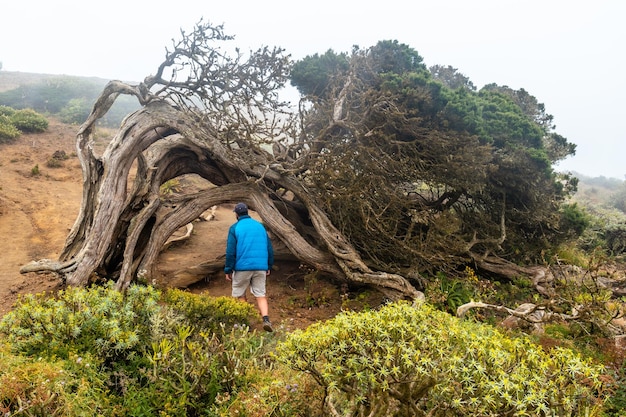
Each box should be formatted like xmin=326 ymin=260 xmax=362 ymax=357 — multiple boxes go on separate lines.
xmin=22 ymin=21 xmax=581 ymax=300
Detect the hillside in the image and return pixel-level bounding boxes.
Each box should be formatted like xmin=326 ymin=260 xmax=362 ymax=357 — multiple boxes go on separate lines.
xmin=0 ymin=70 xmax=112 ymax=93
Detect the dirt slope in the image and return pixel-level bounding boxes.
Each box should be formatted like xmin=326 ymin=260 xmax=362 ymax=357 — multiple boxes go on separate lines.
xmin=0 ymin=119 xmax=384 ymax=330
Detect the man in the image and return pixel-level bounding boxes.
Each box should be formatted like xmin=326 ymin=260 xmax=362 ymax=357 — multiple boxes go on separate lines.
xmin=224 ymin=202 xmax=275 ymax=332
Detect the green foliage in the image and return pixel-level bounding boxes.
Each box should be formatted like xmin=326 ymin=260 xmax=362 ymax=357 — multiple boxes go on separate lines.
xmin=294 ymin=41 xmax=578 ymax=273
xmin=122 ymin=325 xmax=224 ymax=416
xmin=123 ymin=315 xmax=277 ymax=417
xmin=159 ymin=178 xmax=181 ymax=196
xmin=290 ymin=49 xmax=349 ymax=97
xmin=430 ymin=64 xmax=476 ymax=90
xmin=425 ymin=272 xmax=471 ymax=314
xmin=10 ymin=108 xmax=48 ymax=132
xmin=604 ymin=363 xmax=626 ymax=417
xmin=0 ymin=104 xmax=16 ymax=117
xmin=556 ymin=243 xmax=590 ymax=268
xmin=604 ymin=222 xmax=626 ymax=256
xmin=30 ymin=164 xmax=40 ymax=176
xmin=0 ymin=114 xmax=20 ymax=142
xmin=0 ymin=344 xmax=118 ymax=416
xmin=367 ymin=39 xmax=427 ymax=75
xmin=0 ymin=283 xmax=160 ymax=361
xmin=550 ymin=259 xmax=624 ymax=339
xmin=0 ymin=284 xmax=292 ymax=416
xmin=560 ymin=202 xmax=591 ymax=238
xmin=275 ymin=301 xmax=609 ymax=416
xmin=209 ymin=324 xmax=322 ymax=417
xmin=59 ymin=97 xmax=92 ymax=125
xmin=0 ymin=343 xmax=68 ymax=415
xmin=571 ymin=182 xmax=626 ymax=255
xmin=216 ymin=369 xmax=322 ymax=417
xmin=162 ymin=288 xmax=257 ymax=333
xmin=0 ymin=106 xmax=48 ymax=143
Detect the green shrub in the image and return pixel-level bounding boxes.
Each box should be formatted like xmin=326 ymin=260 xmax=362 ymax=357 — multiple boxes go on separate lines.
xmin=0 ymin=343 xmax=68 ymax=415
xmin=275 ymin=301 xmax=610 ymax=416
xmin=604 ymin=362 xmax=626 ymax=416
xmin=121 ymin=313 xmax=274 ymax=417
xmin=0 ymin=285 xmax=287 ymax=416
xmin=121 ymin=325 xmax=224 ymax=416
xmin=0 ymin=283 xmax=161 ymax=361
xmin=0 ymin=115 xmax=20 ymax=142
xmin=162 ymin=289 xmax=257 ymax=334
xmin=0 ymin=344 xmax=116 ymax=416
xmin=425 ymin=272 xmax=471 ymax=313
xmin=59 ymin=98 xmax=92 ymax=125
xmin=10 ymin=108 xmax=48 ymax=132
xmin=215 ymin=369 xmax=322 ymax=417
xmin=0 ymin=105 xmax=16 ymax=117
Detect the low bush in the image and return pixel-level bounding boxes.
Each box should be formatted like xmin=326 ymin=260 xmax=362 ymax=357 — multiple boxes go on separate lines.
xmin=0 ymin=105 xmax=16 ymax=117
xmin=275 ymin=301 xmax=611 ymax=416
xmin=10 ymin=108 xmax=48 ymax=132
xmin=0 ymin=284 xmax=290 ymax=416
xmin=0 ymin=115 xmax=20 ymax=142
xmin=0 ymin=283 xmax=160 ymax=362
xmin=0 ymin=106 xmax=48 ymax=143
xmin=162 ymin=288 xmax=257 ymax=334
xmin=0 ymin=343 xmax=117 ymax=416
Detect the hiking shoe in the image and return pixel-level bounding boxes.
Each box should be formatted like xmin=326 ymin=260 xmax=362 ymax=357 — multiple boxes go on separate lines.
xmin=262 ymin=318 xmax=273 ymax=332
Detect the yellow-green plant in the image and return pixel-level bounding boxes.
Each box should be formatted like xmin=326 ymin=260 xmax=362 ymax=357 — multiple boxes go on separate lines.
xmin=0 ymin=286 xmax=285 ymax=416
xmin=159 ymin=178 xmax=181 ymax=196
xmin=275 ymin=301 xmax=609 ymax=416
xmin=162 ymin=289 xmax=257 ymax=334
xmin=0 ymin=283 xmax=161 ymax=361
xmin=0 ymin=114 xmax=20 ymax=142
xmin=122 ymin=326 xmax=224 ymax=416
xmin=10 ymin=108 xmax=48 ymax=132
xmin=0 ymin=344 xmax=116 ymax=416
xmin=215 ymin=370 xmax=322 ymax=417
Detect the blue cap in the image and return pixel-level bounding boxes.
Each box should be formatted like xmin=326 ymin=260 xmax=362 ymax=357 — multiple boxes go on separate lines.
xmin=233 ymin=202 xmax=248 ymax=214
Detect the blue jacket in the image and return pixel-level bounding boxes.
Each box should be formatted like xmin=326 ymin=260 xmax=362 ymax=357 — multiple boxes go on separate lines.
xmin=224 ymin=215 xmax=274 ymax=273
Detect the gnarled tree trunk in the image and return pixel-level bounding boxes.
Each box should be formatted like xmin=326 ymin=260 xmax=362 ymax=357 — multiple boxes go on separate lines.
xmin=22 ymin=91 xmax=422 ymax=300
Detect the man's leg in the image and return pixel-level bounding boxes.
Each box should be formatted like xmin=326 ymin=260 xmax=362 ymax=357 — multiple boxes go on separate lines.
xmin=256 ymin=296 xmax=269 ymax=317
xmin=231 ymin=271 xmax=252 ymax=300
xmin=250 ymin=271 xmax=272 ymax=332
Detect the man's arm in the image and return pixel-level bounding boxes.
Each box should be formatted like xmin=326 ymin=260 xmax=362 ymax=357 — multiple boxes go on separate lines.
xmin=267 ymin=234 xmax=274 ymax=272
xmin=224 ymin=225 xmax=237 ymax=275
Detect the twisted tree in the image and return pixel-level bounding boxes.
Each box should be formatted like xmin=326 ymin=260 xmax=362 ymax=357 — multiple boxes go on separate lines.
xmin=22 ymin=23 xmax=583 ymax=302
xmin=21 ymin=22 xmax=421 ymax=299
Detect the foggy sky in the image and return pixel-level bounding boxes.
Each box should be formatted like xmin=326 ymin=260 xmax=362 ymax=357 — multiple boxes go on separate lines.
xmin=2 ymin=0 xmax=624 ymax=179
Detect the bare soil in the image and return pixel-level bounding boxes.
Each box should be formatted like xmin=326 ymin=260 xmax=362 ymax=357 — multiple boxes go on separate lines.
xmin=0 ymin=120 xmax=385 ymax=331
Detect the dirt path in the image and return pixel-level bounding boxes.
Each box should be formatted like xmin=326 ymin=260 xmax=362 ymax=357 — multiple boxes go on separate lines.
xmin=0 ymin=120 xmax=81 ymax=315
xmin=0 ymin=120 xmax=384 ymax=328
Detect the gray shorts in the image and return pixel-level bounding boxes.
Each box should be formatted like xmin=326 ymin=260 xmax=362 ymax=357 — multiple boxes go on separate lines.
xmin=232 ymin=270 xmax=267 ymax=298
